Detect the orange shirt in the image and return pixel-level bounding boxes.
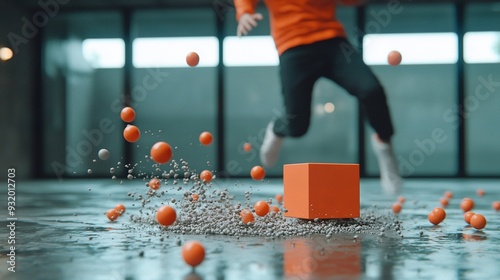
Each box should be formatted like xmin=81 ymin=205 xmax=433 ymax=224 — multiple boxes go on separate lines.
xmin=234 ymin=0 xmax=347 ymax=55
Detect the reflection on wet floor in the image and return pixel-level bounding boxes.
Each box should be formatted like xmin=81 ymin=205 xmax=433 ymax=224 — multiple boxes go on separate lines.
xmin=0 ymin=178 xmax=499 ymax=279
xmin=283 ymin=236 xmax=361 ymax=279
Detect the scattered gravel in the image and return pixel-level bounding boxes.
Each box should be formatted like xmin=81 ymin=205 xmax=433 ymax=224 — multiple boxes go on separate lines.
xmin=126 ymin=159 xmax=403 ymax=238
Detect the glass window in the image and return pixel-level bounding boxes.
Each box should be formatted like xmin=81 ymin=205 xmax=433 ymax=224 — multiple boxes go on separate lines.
xmin=223 ymin=36 xmax=278 ymax=67
xmin=364 ymin=4 xmax=457 ymax=177
xmin=363 ymin=33 xmax=458 ymax=65
xmin=42 ymin=12 xmax=124 ymax=178
xmin=82 ymin=38 xmax=125 ymax=68
xmin=465 ymin=3 xmax=500 ymax=175
xmin=464 ymin=32 xmax=500 ymax=64
xmin=131 ymin=9 xmax=218 ymax=174
xmin=133 ymin=37 xmax=219 ymax=68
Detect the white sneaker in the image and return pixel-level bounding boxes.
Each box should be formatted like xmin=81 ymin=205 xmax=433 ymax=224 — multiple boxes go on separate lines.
xmin=370 ymin=134 xmax=402 ymax=195
xmin=260 ymin=122 xmax=284 ymax=167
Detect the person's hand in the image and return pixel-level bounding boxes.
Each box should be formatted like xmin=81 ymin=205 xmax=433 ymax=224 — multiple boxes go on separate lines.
xmin=237 ymin=13 xmax=263 ymax=37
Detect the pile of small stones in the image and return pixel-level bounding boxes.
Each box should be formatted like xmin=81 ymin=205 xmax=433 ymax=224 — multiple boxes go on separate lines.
xmin=127 ymin=159 xmax=403 ymax=239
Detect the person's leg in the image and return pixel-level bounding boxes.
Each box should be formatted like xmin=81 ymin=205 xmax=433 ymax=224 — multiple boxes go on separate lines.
xmin=322 ymin=37 xmax=401 ymax=194
xmin=369 ymin=133 xmax=402 ymax=194
xmin=260 ymin=44 xmax=323 ymax=167
xmin=321 ymin=37 xmax=393 ymax=140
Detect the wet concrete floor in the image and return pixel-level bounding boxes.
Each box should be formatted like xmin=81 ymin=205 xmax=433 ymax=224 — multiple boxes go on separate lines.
xmin=0 ymin=178 xmax=499 ymax=280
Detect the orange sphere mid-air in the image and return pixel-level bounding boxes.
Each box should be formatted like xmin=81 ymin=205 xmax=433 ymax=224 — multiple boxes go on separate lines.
xmin=156 ymin=205 xmax=177 ymax=226
xmin=460 ymin=198 xmax=474 ymax=212
xmin=123 ymin=125 xmax=140 ymax=142
xmin=186 ymin=52 xmax=200 ymax=67
xmin=392 ymin=202 xmax=402 ymax=214
xmin=464 ymin=211 xmax=475 ymax=224
xmin=428 ymin=207 xmax=446 ymax=225
xmin=243 ymin=143 xmax=252 ymax=152
xmin=275 ymin=193 xmax=283 ymax=204
xmin=149 ymin=178 xmax=161 ymax=190
xmin=240 ymin=209 xmax=254 ymax=224
xmin=182 ymin=241 xmax=205 ymax=267
xmin=440 ymin=197 xmax=449 ymax=207
xmin=200 ymin=170 xmax=213 ymax=182
xmin=388 ymin=50 xmax=402 ymax=66
xmin=492 ymin=201 xmax=500 ymax=211
xmin=270 ymin=206 xmax=279 ymax=213
xmin=470 ymin=214 xmax=486 ymax=230
xmin=106 ymin=209 xmax=119 ymax=221
xmin=444 ymin=191 xmax=453 ymax=199
xmin=120 ymin=107 xmax=136 ymax=123
xmin=199 ymin=131 xmax=213 ymax=146
xmin=114 ymin=203 xmax=126 ymax=215
xmin=250 ymin=166 xmax=266 ymax=181
xmin=397 ymin=196 xmax=405 ymax=204
xmin=476 ymin=189 xmax=485 ymax=196
xmin=254 ymin=201 xmax=270 ymax=217
xmin=150 ymin=141 xmax=173 ymax=164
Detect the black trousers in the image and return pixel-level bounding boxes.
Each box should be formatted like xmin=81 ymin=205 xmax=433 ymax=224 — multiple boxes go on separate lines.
xmin=273 ymin=37 xmax=394 ymax=142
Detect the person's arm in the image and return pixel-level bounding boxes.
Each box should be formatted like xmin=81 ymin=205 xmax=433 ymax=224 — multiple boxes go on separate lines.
xmin=234 ymin=0 xmax=263 ymax=36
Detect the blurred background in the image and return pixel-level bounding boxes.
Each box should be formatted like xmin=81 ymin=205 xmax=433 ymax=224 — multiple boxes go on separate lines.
xmin=1 ymin=0 xmax=499 ymax=180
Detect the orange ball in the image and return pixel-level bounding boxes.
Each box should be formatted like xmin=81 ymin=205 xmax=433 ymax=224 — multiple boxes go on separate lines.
xmin=392 ymin=202 xmax=402 ymax=214
xmin=388 ymin=50 xmax=402 ymax=66
xmin=250 ymin=166 xmax=265 ymax=181
xmin=199 ymin=131 xmax=213 ymax=146
xmin=123 ymin=125 xmax=140 ymax=142
xmin=398 ymin=196 xmax=405 ymax=204
xmin=156 ymin=205 xmax=177 ymax=226
xmin=240 ymin=209 xmax=254 ymax=224
xmin=200 ymin=170 xmax=213 ymax=182
xmin=254 ymin=201 xmax=270 ymax=217
xmin=114 ymin=203 xmax=126 ymax=215
xmin=120 ymin=107 xmax=136 ymax=123
xmin=460 ymin=198 xmax=474 ymax=212
xmin=182 ymin=241 xmax=205 ymax=267
xmin=444 ymin=191 xmax=453 ymax=199
xmin=476 ymin=189 xmax=485 ymax=196
xmin=464 ymin=211 xmax=475 ymax=224
xmin=243 ymin=143 xmax=252 ymax=152
xmin=275 ymin=193 xmax=283 ymax=204
xmin=149 ymin=178 xmax=161 ymax=190
xmin=440 ymin=197 xmax=449 ymax=207
xmin=270 ymin=206 xmax=279 ymax=213
xmin=428 ymin=207 xmax=446 ymax=225
xmin=191 ymin=193 xmax=199 ymax=201
xmin=470 ymin=214 xmax=487 ymax=230
xmin=106 ymin=209 xmax=119 ymax=221
xmin=186 ymin=52 xmax=200 ymax=67
xmin=492 ymin=201 xmax=500 ymax=211
xmin=150 ymin=141 xmax=173 ymax=164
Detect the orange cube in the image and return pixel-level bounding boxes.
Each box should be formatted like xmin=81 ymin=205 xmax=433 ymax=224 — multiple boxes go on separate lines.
xmin=283 ymin=163 xmax=360 ymax=219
